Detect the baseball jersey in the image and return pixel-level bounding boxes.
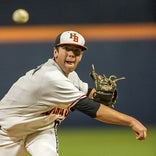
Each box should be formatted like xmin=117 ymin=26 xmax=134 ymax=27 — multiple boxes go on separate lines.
xmin=0 ymin=59 xmax=88 ymax=137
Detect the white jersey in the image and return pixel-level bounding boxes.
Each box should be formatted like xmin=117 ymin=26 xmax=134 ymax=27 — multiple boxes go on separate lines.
xmin=0 ymin=59 xmax=88 ymax=137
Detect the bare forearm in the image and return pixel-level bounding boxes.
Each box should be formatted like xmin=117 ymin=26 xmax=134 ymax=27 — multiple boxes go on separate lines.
xmin=96 ymin=104 xmax=134 ymax=126
xmin=95 ymin=104 xmax=147 ymax=140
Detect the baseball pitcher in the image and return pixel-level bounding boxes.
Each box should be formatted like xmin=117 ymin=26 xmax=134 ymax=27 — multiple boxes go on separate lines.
xmin=0 ymin=30 xmax=147 ymax=156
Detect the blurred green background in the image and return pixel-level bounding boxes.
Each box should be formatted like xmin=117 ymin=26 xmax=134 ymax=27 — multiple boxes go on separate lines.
xmin=26 ymin=126 xmax=155 ymax=156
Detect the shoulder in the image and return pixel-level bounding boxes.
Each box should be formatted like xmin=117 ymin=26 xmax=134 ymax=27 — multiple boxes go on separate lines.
xmin=68 ymin=71 xmax=80 ymax=80
xmin=42 ymin=59 xmax=67 ymax=81
xmin=45 ymin=70 xmax=66 ymax=82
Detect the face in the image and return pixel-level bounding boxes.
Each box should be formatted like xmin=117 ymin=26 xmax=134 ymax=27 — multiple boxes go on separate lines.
xmin=54 ymin=45 xmax=83 ymax=76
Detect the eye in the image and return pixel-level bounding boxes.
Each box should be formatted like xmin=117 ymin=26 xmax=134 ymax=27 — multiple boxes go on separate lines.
xmin=62 ymin=46 xmax=68 ymax=51
xmin=62 ymin=45 xmax=82 ymax=56
xmin=73 ymin=49 xmax=82 ymax=56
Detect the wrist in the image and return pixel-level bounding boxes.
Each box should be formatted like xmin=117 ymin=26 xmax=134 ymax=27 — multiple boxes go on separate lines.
xmin=129 ymin=117 xmax=138 ymax=127
xmin=88 ymin=88 xmax=96 ymax=98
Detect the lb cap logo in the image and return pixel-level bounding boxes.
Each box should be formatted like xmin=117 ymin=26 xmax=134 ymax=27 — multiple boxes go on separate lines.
xmin=69 ymin=33 xmax=79 ymax=42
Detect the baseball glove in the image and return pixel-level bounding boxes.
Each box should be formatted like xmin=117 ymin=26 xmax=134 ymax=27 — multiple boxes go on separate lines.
xmin=90 ymin=64 xmax=125 ymax=107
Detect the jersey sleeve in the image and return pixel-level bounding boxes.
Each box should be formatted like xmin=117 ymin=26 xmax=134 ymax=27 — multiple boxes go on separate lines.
xmin=72 ymin=97 xmax=100 ymax=118
xmin=68 ymin=71 xmax=88 ymax=94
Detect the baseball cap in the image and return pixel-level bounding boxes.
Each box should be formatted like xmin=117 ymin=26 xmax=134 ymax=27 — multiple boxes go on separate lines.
xmin=54 ymin=30 xmax=88 ymax=51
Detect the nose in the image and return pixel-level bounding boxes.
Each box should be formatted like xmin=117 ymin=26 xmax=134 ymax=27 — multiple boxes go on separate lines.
xmin=67 ymin=51 xmax=75 ymax=58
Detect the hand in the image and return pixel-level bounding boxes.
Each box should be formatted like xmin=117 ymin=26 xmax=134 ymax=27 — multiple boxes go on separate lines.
xmin=130 ymin=119 xmax=147 ymax=140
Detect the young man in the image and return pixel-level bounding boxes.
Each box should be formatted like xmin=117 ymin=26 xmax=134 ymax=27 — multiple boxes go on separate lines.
xmin=0 ymin=30 xmax=147 ymax=156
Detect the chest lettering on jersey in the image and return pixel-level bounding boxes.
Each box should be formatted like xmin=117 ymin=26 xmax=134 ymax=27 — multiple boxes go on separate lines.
xmin=41 ymin=107 xmax=71 ymax=118
xmin=51 ymin=107 xmax=71 ymax=117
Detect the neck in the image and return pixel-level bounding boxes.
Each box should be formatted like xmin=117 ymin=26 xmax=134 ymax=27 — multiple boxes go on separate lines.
xmin=53 ymin=57 xmax=69 ymax=77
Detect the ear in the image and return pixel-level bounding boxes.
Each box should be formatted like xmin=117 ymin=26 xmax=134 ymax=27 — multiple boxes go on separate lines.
xmin=54 ymin=48 xmax=58 ymax=58
xmin=78 ymin=53 xmax=83 ymax=62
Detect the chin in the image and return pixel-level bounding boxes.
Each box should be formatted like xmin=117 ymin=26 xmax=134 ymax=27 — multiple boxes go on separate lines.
xmin=68 ymin=68 xmax=75 ymax=73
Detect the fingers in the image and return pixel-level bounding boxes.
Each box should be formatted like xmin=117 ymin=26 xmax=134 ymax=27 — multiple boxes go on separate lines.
xmin=135 ymin=129 xmax=147 ymax=140
xmin=130 ymin=118 xmax=147 ymax=140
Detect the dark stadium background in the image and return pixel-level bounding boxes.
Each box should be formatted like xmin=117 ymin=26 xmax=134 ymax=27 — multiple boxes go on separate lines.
xmin=0 ymin=0 xmax=156 ymax=127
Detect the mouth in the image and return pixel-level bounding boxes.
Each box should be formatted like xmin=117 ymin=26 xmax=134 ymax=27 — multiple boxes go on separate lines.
xmin=65 ymin=60 xmax=75 ymax=65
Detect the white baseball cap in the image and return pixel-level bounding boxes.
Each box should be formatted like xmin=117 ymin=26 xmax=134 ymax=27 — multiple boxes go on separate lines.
xmin=54 ymin=30 xmax=88 ymax=51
